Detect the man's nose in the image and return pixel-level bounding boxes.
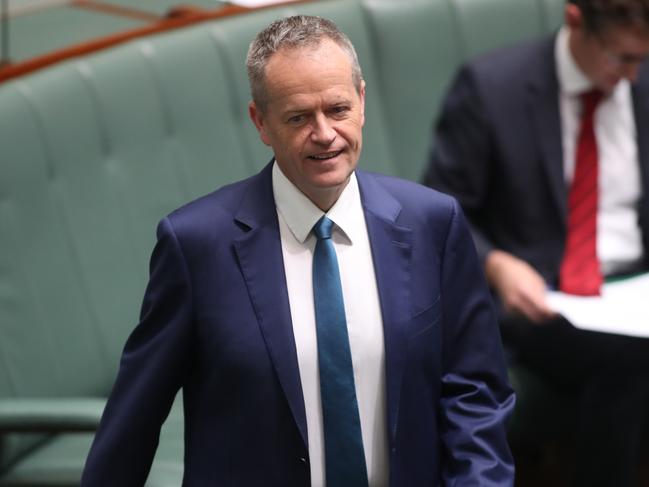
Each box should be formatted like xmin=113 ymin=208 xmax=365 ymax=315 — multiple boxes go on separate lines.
xmin=623 ymin=63 xmax=639 ymax=82
xmin=620 ymin=59 xmax=645 ymax=82
xmin=310 ymin=113 xmax=336 ymax=145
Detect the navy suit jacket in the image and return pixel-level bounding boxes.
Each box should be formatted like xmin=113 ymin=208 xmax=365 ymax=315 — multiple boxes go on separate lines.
xmin=425 ymin=35 xmax=649 ymax=285
xmin=82 ymin=163 xmax=514 ymax=486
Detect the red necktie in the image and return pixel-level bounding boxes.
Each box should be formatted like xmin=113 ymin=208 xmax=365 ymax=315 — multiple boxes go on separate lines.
xmin=559 ymin=89 xmax=604 ymax=296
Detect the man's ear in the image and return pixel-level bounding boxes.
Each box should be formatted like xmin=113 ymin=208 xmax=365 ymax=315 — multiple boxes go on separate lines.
xmin=565 ymin=2 xmax=584 ymax=32
xmin=248 ymin=101 xmax=272 ymax=147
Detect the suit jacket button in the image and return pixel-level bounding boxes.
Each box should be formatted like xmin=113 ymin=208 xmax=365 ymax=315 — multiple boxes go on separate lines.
xmin=299 ymin=457 xmax=307 ymax=464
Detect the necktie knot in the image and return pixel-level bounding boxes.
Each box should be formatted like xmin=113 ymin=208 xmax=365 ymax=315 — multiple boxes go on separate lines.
xmin=581 ymin=89 xmax=604 ymax=118
xmin=313 ymin=216 xmax=334 ymax=240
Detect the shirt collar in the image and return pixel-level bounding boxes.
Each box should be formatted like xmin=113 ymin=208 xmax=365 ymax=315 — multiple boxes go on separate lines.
xmin=556 ymin=26 xmax=593 ymax=95
xmin=555 ymin=26 xmax=630 ymax=101
xmin=272 ymin=161 xmax=363 ymax=245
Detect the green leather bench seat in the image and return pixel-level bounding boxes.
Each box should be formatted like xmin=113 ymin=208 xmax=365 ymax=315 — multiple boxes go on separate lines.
xmin=0 ymin=398 xmax=184 ymax=486
xmin=0 ymin=0 xmax=564 ymax=483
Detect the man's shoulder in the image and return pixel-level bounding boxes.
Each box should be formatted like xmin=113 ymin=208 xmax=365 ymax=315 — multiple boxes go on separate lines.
xmin=163 ymin=169 xmax=267 ymax=238
xmin=359 ymin=171 xmax=471 ymax=254
xmin=440 ymin=34 xmax=557 ymax=114
xmin=170 ymin=176 xmax=251 ymax=219
xmin=359 ymin=170 xmax=458 ymax=219
xmin=464 ymin=34 xmax=554 ymax=83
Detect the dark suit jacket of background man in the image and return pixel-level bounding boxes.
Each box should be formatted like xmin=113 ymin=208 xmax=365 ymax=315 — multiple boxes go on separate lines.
xmin=425 ymin=35 xmax=649 ymax=289
xmin=81 ymin=162 xmax=515 ymax=486
xmin=425 ymin=35 xmax=649 ymax=486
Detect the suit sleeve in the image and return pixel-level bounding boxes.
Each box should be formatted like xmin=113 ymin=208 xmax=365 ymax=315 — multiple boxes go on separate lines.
xmin=81 ymin=217 xmax=193 ymax=485
xmin=439 ymin=199 xmax=515 ymax=486
xmin=424 ymin=65 xmax=497 ymax=263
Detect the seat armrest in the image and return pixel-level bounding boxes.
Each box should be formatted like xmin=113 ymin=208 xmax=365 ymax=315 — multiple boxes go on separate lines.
xmin=0 ymin=398 xmax=106 ymax=433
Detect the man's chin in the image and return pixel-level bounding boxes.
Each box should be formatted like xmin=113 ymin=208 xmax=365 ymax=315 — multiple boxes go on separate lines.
xmin=309 ymin=167 xmax=354 ymax=188
xmin=599 ymin=77 xmax=621 ymax=94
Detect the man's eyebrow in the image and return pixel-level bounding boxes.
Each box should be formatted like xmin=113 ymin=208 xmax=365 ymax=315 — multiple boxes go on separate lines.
xmin=329 ymin=96 xmax=352 ymax=104
xmin=283 ymin=107 xmax=307 ymax=114
xmin=279 ymin=95 xmax=354 ymax=115
xmin=281 ymin=107 xmax=309 ymax=118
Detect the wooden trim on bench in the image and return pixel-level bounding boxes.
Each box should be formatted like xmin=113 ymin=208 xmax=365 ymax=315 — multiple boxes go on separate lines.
xmin=0 ymin=0 xmax=312 ymax=84
xmin=72 ymin=0 xmax=162 ymax=22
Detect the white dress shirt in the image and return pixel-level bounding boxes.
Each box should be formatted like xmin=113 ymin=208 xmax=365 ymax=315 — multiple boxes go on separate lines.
xmin=555 ymin=27 xmax=644 ymax=274
xmin=272 ymin=163 xmax=389 ymax=487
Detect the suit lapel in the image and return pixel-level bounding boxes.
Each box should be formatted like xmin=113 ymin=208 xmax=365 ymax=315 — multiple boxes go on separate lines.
xmin=632 ymin=78 xmax=649 ymax=244
xmin=527 ymin=37 xmax=567 ymax=223
xmin=357 ymin=171 xmax=412 ymax=446
xmin=232 ymin=164 xmax=308 ymax=447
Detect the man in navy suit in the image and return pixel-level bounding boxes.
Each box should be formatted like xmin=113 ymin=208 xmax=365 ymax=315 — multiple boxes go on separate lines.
xmin=82 ymin=15 xmax=514 ymax=486
xmin=425 ymin=1 xmax=649 ymax=485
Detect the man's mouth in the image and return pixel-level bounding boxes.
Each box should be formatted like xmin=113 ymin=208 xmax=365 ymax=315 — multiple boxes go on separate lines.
xmin=308 ymin=150 xmax=343 ymax=161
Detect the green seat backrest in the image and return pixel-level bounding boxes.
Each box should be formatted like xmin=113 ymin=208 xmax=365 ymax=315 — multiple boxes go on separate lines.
xmin=0 ymin=0 xmax=564 ymax=473
xmin=0 ymin=31 xmax=252 ymax=402
xmin=0 ymin=15 xmax=250 ymax=470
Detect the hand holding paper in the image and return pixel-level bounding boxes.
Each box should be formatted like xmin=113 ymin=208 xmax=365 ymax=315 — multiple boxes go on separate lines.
xmin=546 ymin=273 xmax=649 ymax=337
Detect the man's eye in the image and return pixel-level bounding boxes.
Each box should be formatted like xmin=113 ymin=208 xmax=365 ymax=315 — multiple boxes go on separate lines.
xmin=288 ymin=115 xmax=304 ymax=124
xmin=331 ymin=106 xmax=350 ymax=117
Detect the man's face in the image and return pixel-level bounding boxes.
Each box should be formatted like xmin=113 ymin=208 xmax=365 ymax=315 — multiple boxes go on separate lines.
xmin=568 ymin=6 xmax=649 ymax=92
xmin=249 ymin=39 xmax=365 ymax=210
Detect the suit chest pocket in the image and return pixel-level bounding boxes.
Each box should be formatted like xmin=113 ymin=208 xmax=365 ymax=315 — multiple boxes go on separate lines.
xmin=408 ymin=295 xmax=441 ymax=341
xmin=407 ymin=295 xmax=442 ymax=380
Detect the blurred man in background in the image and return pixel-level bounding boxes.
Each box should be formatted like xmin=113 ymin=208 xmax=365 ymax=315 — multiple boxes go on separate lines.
xmin=425 ymin=0 xmax=649 ymax=485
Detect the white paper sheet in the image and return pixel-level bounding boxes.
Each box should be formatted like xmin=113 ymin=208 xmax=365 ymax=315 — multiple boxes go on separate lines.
xmin=546 ymin=273 xmax=649 ymax=337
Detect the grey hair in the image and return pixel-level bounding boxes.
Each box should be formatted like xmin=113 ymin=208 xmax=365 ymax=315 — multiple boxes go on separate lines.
xmin=246 ymin=15 xmax=363 ymax=111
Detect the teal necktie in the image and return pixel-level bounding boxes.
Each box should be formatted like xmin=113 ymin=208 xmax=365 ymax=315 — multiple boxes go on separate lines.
xmin=312 ymin=216 xmax=369 ymax=487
